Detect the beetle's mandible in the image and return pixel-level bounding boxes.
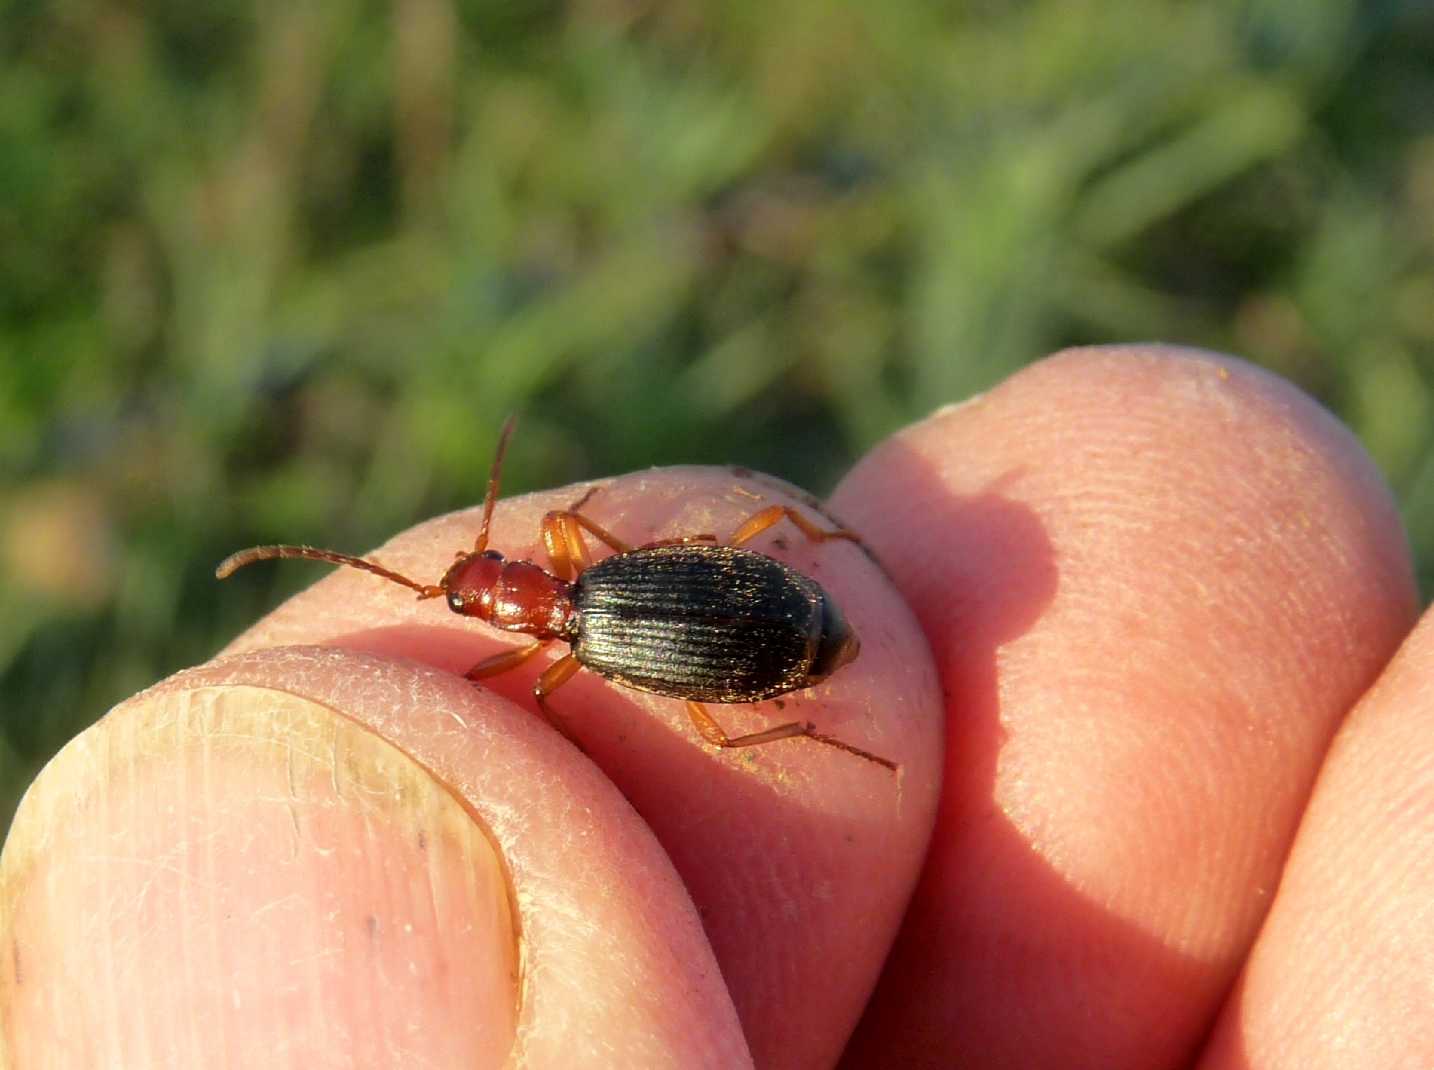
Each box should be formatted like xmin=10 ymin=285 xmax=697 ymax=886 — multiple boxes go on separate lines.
xmin=216 ymin=418 xmax=895 ymax=771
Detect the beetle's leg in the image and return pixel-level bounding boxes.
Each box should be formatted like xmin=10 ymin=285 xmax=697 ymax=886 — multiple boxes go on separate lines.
xmin=536 ymin=486 xmax=612 ymax=580
xmin=541 ymin=512 xmax=580 ymax=580
xmin=563 ymin=512 xmax=632 ymax=554
xmin=566 ymin=485 xmax=602 ymax=513
xmin=684 ymin=700 xmax=808 ymax=748
xmin=728 ymin=505 xmax=863 ymax=549
xmin=541 ymin=510 xmax=632 ymax=580
xmin=803 ymin=725 xmax=898 ymax=772
xmin=464 ymin=641 xmax=547 ymax=681
xmin=683 ymin=701 xmax=896 ymax=772
xmin=533 ymin=653 xmax=585 ymax=746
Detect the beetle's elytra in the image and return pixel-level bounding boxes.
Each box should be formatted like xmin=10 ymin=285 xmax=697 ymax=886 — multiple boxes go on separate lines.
xmin=216 ymin=418 xmax=894 ymax=771
xmin=572 ymin=544 xmax=858 ymax=704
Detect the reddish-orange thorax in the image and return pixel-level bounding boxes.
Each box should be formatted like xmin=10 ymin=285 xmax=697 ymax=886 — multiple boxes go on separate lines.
xmin=440 ymin=550 xmax=576 ymax=639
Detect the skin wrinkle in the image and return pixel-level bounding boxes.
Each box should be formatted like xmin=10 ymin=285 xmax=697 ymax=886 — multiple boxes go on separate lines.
xmin=996 ymin=678 xmax=1233 ymax=943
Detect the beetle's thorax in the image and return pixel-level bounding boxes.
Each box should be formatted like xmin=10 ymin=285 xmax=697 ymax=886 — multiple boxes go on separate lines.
xmin=441 ymin=550 xmax=576 ymax=639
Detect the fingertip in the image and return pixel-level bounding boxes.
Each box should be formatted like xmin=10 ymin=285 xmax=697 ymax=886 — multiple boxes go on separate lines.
xmin=841 ymin=346 xmax=1415 ymax=632
xmin=1200 ymin=603 xmax=1434 ymax=1069
xmin=1 ymin=660 xmax=521 ymax=1068
xmin=832 ymin=345 xmax=1418 ymax=1066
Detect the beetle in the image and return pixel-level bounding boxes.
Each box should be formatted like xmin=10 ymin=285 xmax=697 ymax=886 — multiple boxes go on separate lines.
xmin=216 ymin=418 xmax=895 ymax=771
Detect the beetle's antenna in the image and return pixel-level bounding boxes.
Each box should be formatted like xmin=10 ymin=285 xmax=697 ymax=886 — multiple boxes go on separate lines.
xmin=215 ymin=545 xmax=443 ymax=599
xmin=475 ymin=414 xmax=518 ymax=553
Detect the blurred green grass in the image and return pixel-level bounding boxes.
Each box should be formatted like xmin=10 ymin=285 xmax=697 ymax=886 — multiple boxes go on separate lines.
xmin=3 ymin=0 xmax=1433 ymax=836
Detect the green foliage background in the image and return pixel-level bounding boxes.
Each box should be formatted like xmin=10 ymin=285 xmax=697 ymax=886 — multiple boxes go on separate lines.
xmin=3 ymin=0 xmax=1433 ymax=835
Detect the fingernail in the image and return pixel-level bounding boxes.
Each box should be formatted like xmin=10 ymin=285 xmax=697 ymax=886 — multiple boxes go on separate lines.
xmin=0 ymin=685 xmax=518 ymax=1067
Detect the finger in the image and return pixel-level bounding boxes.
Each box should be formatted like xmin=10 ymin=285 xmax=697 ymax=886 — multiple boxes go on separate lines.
xmin=0 ymin=648 xmax=751 ymax=1068
xmin=215 ymin=469 xmax=943 ymax=1070
xmin=830 ymin=346 xmax=1417 ymax=1067
xmin=1198 ymin=602 xmax=1434 ymax=1069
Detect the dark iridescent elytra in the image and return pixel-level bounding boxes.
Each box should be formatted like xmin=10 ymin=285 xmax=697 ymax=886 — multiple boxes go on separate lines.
xmin=571 ymin=544 xmax=854 ymax=703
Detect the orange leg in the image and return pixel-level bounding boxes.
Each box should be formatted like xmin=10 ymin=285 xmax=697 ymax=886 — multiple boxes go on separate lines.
xmin=541 ymin=513 xmax=580 ymax=580
xmin=683 ymin=701 xmax=896 ymax=772
xmin=541 ymin=510 xmax=632 ymax=580
xmin=533 ymin=652 xmax=584 ymax=746
xmin=464 ymin=641 xmax=547 ymax=681
xmin=728 ymin=505 xmax=863 ymax=549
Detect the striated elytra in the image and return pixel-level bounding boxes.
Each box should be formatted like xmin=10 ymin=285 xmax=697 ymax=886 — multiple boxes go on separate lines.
xmin=572 ymin=544 xmax=859 ymax=704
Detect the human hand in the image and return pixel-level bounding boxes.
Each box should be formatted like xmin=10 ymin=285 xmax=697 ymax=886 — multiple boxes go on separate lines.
xmin=832 ymin=346 xmax=1426 ymax=1068
xmin=2 ymin=346 xmax=1426 ymax=1068
xmin=0 ymin=419 xmax=943 ymax=1068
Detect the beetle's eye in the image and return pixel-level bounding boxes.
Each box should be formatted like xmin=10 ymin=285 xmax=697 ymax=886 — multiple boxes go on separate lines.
xmin=481 ymin=550 xmax=503 ymax=561
xmin=447 ymin=592 xmax=465 ymax=613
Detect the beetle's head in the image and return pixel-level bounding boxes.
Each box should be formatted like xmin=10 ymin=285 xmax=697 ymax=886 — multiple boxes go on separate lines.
xmin=441 ymin=549 xmax=506 ymax=616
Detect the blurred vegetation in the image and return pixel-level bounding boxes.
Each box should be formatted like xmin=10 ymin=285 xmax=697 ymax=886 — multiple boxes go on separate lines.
xmin=2 ymin=0 xmax=1433 ymax=835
